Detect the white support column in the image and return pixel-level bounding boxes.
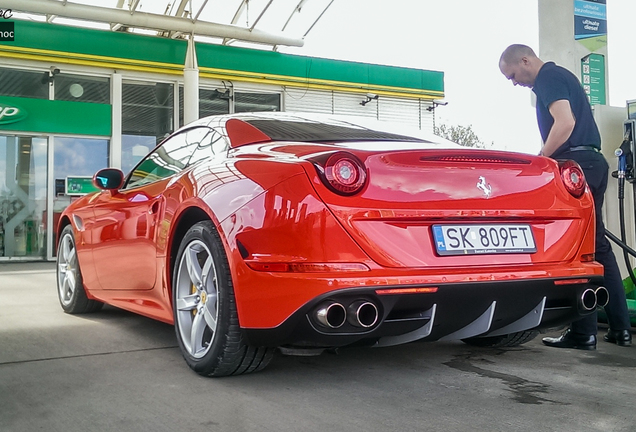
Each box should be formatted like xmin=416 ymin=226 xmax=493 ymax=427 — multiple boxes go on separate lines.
xmin=183 ymin=36 xmax=199 ymax=125
xmin=110 ymin=72 xmax=122 ymax=169
xmin=46 ymin=135 xmax=54 ymax=260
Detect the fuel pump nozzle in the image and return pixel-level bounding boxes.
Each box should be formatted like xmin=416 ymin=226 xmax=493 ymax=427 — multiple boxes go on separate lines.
xmin=612 ymin=130 xmax=634 ymax=181
xmin=607 ymin=141 xmax=636 ymax=286
xmin=616 ymin=147 xmax=627 ymax=175
xmin=621 ymin=127 xmax=635 ymax=182
xmin=616 ymin=148 xmax=627 ymax=198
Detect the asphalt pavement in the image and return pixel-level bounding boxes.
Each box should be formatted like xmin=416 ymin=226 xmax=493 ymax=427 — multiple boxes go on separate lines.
xmin=1 ymin=261 xmax=635 ymax=432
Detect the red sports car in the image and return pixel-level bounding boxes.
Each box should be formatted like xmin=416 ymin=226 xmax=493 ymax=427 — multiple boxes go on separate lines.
xmin=56 ymin=112 xmax=607 ymax=377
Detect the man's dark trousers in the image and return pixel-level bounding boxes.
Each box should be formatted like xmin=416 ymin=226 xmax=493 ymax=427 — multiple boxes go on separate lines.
xmin=557 ymin=149 xmax=631 ymax=335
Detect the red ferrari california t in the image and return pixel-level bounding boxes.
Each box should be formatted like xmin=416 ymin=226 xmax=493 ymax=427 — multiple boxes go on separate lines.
xmin=56 ymin=112 xmax=607 ymax=377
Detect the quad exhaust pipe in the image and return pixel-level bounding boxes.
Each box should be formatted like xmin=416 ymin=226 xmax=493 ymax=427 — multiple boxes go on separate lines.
xmin=595 ymin=286 xmax=609 ymax=308
xmin=316 ymin=302 xmax=347 ymax=329
xmin=347 ymin=300 xmax=379 ymax=328
xmin=579 ymin=286 xmax=610 ymax=312
xmin=315 ymin=300 xmax=379 ymax=329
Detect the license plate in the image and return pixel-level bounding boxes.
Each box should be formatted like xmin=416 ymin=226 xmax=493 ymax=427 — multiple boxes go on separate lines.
xmin=432 ymin=224 xmax=536 ymax=256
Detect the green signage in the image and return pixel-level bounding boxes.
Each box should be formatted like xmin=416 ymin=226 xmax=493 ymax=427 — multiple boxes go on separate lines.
xmin=0 ymin=96 xmax=111 ymax=136
xmin=0 ymin=20 xmax=444 ymax=98
xmin=581 ymin=53 xmax=606 ymax=106
xmin=0 ymin=103 xmax=27 ymax=124
xmin=66 ymin=176 xmax=100 ymax=195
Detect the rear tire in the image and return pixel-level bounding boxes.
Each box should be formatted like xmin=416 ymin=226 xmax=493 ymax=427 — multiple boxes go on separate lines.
xmin=172 ymin=221 xmax=274 ymax=377
xmin=461 ymin=330 xmax=539 ymax=348
xmin=56 ymin=225 xmax=103 ymax=314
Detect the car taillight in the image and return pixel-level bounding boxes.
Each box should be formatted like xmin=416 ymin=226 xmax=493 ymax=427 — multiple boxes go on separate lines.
xmin=314 ymin=152 xmax=367 ymax=195
xmin=559 ymin=160 xmax=586 ymax=198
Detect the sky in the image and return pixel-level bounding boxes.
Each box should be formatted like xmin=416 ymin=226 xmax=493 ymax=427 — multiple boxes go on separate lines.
xmin=278 ymin=0 xmax=636 ymax=155
xmin=12 ymin=0 xmax=636 ymax=155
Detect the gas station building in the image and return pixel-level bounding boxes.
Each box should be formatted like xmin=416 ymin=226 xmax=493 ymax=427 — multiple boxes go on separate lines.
xmin=0 ymin=6 xmax=444 ymax=260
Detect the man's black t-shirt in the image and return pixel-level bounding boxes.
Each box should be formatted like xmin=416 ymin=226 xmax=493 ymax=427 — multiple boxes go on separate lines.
xmin=532 ymin=62 xmax=601 ymax=156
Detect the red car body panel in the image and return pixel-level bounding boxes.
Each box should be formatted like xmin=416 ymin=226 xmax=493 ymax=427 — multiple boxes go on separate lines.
xmin=58 ymin=113 xmax=603 ymax=347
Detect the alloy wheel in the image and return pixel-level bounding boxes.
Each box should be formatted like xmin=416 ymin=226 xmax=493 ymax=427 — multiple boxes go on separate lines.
xmin=175 ymin=239 xmax=219 ymax=359
xmin=57 ymin=232 xmax=78 ymax=307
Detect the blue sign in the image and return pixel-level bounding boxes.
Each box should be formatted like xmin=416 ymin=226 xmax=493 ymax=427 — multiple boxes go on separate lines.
xmin=574 ymin=0 xmax=607 ymax=51
xmin=574 ymin=0 xmax=606 ymax=20
xmin=574 ymin=16 xmax=607 ymax=40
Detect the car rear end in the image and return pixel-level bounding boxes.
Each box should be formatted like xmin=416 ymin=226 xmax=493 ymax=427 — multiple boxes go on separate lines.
xmin=219 ymin=116 xmax=603 ymax=349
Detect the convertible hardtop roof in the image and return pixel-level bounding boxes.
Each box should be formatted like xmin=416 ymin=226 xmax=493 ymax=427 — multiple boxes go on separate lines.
xmin=204 ymin=112 xmax=431 ymax=147
xmin=242 ymin=118 xmax=426 ymax=143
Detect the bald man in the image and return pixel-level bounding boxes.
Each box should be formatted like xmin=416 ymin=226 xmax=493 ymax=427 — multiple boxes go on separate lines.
xmin=500 ymin=44 xmax=632 ymax=349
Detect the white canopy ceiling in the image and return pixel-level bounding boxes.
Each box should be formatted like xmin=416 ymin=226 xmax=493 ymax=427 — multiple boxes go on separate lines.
xmin=5 ymin=0 xmax=336 ymax=49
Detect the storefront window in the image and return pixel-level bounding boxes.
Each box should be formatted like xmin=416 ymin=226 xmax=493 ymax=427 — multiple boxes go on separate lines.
xmin=123 ymin=81 xmax=174 ymax=139
xmin=0 ymin=135 xmax=48 ymax=258
xmin=52 ymin=137 xmax=109 ymax=256
xmin=122 ymin=81 xmax=174 ymax=173
xmin=0 ymin=67 xmax=49 ymax=99
xmin=178 ymin=87 xmax=231 ymax=128
xmin=54 ymin=137 xmax=109 ymax=181
xmin=235 ymin=92 xmax=280 ymax=113
xmin=177 ymin=88 xmax=280 ymax=127
xmin=54 ymin=75 xmax=110 ymax=104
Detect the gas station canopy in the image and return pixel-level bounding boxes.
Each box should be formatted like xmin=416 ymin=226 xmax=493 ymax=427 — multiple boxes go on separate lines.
xmin=4 ymin=0 xmax=335 ymax=48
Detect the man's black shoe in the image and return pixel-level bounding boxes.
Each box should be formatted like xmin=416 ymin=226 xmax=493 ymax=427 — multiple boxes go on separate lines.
xmin=542 ymin=329 xmax=596 ymax=350
xmin=603 ymin=329 xmax=632 ymax=347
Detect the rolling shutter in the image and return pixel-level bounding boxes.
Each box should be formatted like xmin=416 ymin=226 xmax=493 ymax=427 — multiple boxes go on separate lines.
xmin=283 ymin=87 xmax=332 ymax=113
xmin=378 ymin=97 xmax=420 ymax=129
xmin=333 ymin=92 xmax=377 ymax=118
xmin=283 ymin=87 xmax=435 ymax=132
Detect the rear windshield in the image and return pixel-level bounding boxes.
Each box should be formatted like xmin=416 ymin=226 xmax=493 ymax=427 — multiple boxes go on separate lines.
xmin=245 ymin=119 xmax=427 ymax=143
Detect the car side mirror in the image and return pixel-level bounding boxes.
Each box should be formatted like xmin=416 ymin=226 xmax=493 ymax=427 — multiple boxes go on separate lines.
xmin=93 ymin=168 xmax=124 ymax=190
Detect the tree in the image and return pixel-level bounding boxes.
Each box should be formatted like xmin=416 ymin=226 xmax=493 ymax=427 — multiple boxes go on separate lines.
xmin=434 ymin=124 xmax=487 ymax=149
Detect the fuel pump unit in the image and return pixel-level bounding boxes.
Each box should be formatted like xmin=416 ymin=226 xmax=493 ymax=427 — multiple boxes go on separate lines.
xmin=603 ymin=101 xmax=636 ymax=325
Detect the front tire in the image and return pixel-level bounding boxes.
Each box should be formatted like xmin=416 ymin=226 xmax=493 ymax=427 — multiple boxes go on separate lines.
xmin=173 ymin=221 xmax=273 ymax=377
xmin=56 ymin=225 xmax=103 ymax=314
xmin=461 ymin=330 xmax=539 ymax=348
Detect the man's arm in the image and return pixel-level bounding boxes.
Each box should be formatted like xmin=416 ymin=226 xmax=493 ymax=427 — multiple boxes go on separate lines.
xmin=540 ymin=99 xmax=576 ymax=157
